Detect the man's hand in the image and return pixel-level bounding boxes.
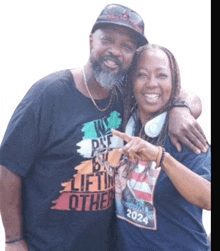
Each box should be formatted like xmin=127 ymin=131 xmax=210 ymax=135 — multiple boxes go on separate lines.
xmin=169 ymin=107 xmax=208 ymax=154
xmin=6 ymin=240 xmax=29 ymax=251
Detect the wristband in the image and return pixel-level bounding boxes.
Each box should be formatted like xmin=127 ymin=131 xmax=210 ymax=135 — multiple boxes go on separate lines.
xmin=172 ymin=101 xmax=191 ymax=114
xmin=6 ymin=237 xmax=24 ymax=244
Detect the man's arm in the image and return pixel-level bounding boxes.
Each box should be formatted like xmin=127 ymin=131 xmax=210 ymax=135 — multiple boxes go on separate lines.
xmin=169 ymin=89 xmax=208 ymax=154
xmin=177 ymin=89 xmax=202 ymax=118
xmin=0 ymin=165 xmax=29 ymax=251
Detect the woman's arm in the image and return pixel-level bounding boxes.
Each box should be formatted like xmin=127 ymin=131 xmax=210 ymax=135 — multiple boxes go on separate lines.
xmin=162 ymin=152 xmax=211 ymax=210
xmin=112 ymin=129 xmax=211 ymax=211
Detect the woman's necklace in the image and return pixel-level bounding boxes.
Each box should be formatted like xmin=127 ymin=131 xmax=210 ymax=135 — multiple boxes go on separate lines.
xmin=82 ymin=67 xmax=113 ymax=112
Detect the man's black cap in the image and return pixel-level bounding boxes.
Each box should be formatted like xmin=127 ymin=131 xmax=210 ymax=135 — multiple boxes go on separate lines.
xmin=91 ymin=4 xmax=148 ymax=47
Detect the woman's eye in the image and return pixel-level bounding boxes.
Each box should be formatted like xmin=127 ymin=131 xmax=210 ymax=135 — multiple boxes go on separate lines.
xmin=137 ymin=72 xmax=148 ymax=78
xmin=157 ymin=73 xmax=168 ymax=79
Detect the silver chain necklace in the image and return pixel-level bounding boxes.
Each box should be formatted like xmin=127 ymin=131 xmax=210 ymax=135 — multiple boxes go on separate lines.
xmin=82 ymin=67 xmax=113 ymax=112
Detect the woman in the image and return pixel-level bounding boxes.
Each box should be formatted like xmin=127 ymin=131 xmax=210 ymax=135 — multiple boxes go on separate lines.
xmin=112 ymin=44 xmax=211 ymax=251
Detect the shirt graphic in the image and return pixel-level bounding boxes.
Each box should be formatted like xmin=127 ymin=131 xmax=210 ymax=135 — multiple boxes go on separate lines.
xmin=115 ymin=159 xmax=161 ymax=230
xmin=51 ymin=111 xmax=123 ymax=212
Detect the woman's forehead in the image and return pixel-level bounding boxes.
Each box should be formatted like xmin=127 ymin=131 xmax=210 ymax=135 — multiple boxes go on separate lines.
xmin=138 ymin=48 xmax=170 ymax=69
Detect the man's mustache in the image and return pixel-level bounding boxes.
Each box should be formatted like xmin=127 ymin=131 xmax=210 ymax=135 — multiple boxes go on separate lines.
xmin=101 ymin=55 xmax=123 ymax=70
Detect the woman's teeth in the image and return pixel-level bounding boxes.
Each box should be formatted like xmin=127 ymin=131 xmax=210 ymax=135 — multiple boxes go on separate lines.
xmin=144 ymin=94 xmax=159 ymax=99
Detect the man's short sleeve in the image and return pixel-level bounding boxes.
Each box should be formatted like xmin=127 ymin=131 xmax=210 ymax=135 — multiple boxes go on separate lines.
xmin=0 ymin=81 xmax=54 ymax=177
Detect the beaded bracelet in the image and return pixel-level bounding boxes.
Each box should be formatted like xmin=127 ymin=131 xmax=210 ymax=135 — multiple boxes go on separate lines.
xmin=6 ymin=237 xmax=24 ymax=244
xmin=159 ymin=148 xmax=166 ymax=167
xmin=156 ymin=147 xmax=166 ymax=168
xmin=156 ymin=146 xmax=163 ymax=167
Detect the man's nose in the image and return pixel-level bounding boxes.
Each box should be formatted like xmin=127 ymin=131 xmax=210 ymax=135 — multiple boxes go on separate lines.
xmin=108 ymin=45 xmax=122 ymax=57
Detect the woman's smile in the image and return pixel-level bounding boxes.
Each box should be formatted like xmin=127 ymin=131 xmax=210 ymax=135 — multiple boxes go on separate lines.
xmin=143 ymin=93 xmax=160 ymax=103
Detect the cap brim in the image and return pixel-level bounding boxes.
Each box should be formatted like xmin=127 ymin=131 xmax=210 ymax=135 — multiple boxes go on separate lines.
xmin=91 ymin=21 xmax=148 ymax=47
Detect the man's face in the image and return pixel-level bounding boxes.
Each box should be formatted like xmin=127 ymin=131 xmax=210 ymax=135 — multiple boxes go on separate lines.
xmin=90 ymin=25 xmax=138 ymax=90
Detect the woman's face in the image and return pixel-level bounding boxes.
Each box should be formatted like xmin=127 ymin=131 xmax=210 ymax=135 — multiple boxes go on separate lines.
xmin=132 ymin=48 xmax=172 ymax=123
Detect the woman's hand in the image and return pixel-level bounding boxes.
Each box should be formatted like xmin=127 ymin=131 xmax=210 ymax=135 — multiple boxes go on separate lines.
xmin=169 ymin=107 xmax=208 ymax=154
xmin=112 ymin=129 xmax=159 ymax=162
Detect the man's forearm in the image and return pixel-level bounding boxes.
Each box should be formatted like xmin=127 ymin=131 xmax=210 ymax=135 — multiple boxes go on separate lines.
xmin=169 ymin=88 xmax=208 ymax=154
xmin=0 ymin=165 xmax=23 ymax=242
xmin=177 ymin=88 xmax=202 ymax=119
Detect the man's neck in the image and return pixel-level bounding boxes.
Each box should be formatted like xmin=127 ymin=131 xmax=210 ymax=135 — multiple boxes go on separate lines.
xmin=83 ymin=62 xmax=111 ymax=99
xmin=71 ymin=62 xmax=111 ymax=100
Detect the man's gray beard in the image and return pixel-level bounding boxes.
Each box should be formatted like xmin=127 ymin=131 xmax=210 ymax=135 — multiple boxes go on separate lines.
xmin=90 ymin=56 xmax=127 ymax=91
xmin=94 ymin=70 xmax=125 ymax=90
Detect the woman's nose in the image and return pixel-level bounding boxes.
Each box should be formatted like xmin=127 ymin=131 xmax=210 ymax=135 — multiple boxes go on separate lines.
xmin=148 ymin=76 xmax=158 ymax=87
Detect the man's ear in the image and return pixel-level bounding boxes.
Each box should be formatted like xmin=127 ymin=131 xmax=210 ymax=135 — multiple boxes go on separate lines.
xmin=89 ymin=33 xmax=93 ymax=51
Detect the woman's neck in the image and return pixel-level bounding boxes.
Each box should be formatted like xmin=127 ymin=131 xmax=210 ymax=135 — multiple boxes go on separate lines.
xmin=139 ymin=110 xmax=152 ymax=126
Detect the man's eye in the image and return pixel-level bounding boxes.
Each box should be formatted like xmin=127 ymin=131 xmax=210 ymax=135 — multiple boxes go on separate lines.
xmin=123 ymin=44 xmax=135 ymax=52
xmin=101 ymin=38 xmax=112 ymax=44
xmin=124 ymin=45 xmax=132 ymax=51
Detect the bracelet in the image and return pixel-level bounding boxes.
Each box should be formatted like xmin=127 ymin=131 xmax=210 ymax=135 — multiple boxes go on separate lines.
xmin=156 ymin=146 xmax=163 ymax=167
xmin=156 ymin=147 xmax=166 ymax=168
xmin=171 ymin=101 xmax=192 ymax=114
xmin=6 ymin=237 xmax=24 ymax=244
xmin=159 ymin=148 xmax=166 ymax=167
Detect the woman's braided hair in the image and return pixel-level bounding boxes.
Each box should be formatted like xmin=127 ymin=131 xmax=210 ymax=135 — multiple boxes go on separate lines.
xmin=122 ymin=44 xmax=181 ymax=146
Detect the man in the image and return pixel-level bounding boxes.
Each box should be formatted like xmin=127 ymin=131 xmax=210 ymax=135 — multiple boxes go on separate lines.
xmin=0 ymin=4 xmax=208 ymax=251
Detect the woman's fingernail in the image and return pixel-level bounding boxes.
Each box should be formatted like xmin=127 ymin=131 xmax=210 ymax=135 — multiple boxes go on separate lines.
xmin=196 ymin=149 xmax=201 ymax=154
xmin=202 ymin=147 xmax=207 ymax=153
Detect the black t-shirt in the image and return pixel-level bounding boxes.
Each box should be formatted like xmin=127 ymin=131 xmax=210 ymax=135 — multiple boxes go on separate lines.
xmin=0 ymin=70 xmax=124 ymax=251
